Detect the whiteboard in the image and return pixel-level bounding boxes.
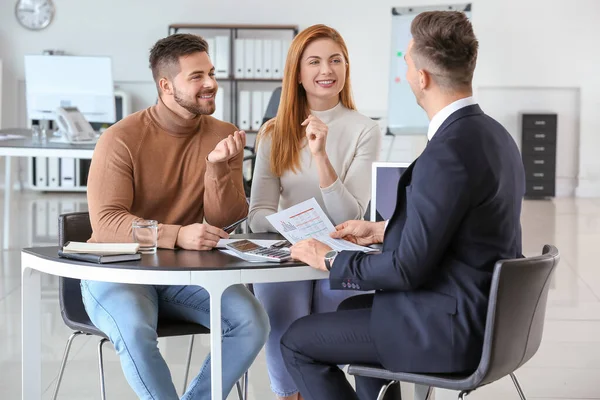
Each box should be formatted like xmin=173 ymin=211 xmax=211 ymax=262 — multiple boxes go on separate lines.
xmin=387 ymin=3 xmax=472 ymax=135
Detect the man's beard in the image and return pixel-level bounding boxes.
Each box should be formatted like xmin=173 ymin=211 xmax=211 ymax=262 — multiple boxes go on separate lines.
xmin=173 ymin=86 xmax=216 ymax=116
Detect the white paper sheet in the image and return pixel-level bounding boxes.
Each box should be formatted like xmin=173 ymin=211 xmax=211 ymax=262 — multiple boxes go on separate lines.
xmin=266 ymin=198 xmax=376 ymax=253
xmin=311 ymin=234 xmax=377 ymax=253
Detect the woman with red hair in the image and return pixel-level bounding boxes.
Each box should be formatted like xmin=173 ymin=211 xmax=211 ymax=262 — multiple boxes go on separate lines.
xmin=248 ymin=24 xmax=381 ymax=400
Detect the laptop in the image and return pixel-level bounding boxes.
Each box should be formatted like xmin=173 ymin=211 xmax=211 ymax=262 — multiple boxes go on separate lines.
xmin=370 ymin=162 xmax=411 ymax=222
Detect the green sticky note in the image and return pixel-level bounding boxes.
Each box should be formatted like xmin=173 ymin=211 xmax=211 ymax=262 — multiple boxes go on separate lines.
xmin=397 ymin=51 xmax=403 ymax=57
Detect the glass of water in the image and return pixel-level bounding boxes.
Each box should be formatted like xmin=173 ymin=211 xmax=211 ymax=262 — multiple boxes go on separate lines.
xmin=132 ymin=220 xmax=158 ymax=254
xmin=31 ymin=125 xmax=41 ymax=143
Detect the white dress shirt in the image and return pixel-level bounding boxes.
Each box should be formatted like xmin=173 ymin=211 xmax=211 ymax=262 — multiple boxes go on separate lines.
xmin=427 ymin=96 xmax=477 ymax=141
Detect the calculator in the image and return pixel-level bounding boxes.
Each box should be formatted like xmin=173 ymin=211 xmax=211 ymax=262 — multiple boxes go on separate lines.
xmin=225 ymin=239 xmax=291 ymax=263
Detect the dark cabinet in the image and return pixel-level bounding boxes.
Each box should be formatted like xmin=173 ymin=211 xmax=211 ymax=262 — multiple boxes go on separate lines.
xmin=521 ymin=114 xmax=557 ymax=198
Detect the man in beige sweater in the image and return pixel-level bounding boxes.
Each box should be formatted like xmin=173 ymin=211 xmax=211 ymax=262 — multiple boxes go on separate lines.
xmin=81 ymin=34 xmax=269 ymax=400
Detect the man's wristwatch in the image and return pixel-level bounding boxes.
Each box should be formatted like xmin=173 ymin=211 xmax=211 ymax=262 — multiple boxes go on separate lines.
xmin=324 ymin=250 xmax=339 ymax=271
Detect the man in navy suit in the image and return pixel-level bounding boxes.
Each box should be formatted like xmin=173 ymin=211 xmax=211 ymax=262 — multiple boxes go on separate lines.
xmin=281 ymin=10 xmax=526 ymax=400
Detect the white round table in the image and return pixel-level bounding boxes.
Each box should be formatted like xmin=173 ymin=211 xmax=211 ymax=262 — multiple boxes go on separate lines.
xmin=21 ymin=244 xmax=328 ymax=400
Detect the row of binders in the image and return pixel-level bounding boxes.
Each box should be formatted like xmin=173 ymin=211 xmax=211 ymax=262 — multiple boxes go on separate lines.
xmin=238 ymin=90 xmax=274 ymax=131
xmin=34 ymin=200 xmax=83 ymax=239
xmin=206 ymin=37 xmax=292 ymax=80
xmin=34 ymin=157 xmax=77 ymax=188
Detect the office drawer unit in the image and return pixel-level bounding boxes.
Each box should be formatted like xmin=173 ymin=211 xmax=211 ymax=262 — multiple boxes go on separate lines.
xmin=521 ymin=113 xmax=557 ymax=198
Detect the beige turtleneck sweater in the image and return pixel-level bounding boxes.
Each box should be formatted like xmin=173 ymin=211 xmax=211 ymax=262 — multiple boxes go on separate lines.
xmin=87 ymin=99 xmax=248 ymax=249
xmin=248 ymin=102 xmax=381 ymax=233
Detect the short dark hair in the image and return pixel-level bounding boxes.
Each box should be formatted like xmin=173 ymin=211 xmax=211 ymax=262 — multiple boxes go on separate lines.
xmin=149 ymin=33 xmax=209 ymax=84
xmin=410 ymin=11 xmax=478 ymax=90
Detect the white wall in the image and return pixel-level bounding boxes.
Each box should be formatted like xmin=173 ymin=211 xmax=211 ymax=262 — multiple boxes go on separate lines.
xmin=478 ymin=87 xmax=580 ymax=197
xmin=1 ymin=0 xmax=599 ymax=195
xmin=0 ymin=59 xmax=3 ymax=129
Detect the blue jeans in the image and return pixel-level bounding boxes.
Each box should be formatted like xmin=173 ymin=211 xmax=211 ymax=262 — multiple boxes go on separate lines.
xmin=253 ymin=279 xmax=362 ymax=397
xmin=80 ymin=281 xmax=270 ymax=400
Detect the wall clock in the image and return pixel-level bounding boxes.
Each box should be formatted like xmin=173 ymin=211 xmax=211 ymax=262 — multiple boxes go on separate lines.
xmin=15 ymin=0 xmax=55 ymax=31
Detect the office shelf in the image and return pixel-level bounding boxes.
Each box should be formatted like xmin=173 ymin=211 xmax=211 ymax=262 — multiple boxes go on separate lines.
xmin=168 ymin=23 xmax=297 ymax=130
xmin=169 ymin=24 xmax=298 ymax=32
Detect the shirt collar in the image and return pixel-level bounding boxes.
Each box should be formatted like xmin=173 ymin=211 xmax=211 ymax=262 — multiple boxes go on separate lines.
xmin=427 ymin=96 xmax=476 ymax=141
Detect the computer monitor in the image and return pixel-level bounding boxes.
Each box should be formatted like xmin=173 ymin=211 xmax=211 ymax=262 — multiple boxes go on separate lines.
xmin=24 ymin=55 xmax=116 ymax=124
xmin=370 ymin=162 xmax=410 ymax=222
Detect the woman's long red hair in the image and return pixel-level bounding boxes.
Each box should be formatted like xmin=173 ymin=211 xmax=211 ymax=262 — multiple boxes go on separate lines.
xmin=258 ymin=24 xmax=356 ymax=177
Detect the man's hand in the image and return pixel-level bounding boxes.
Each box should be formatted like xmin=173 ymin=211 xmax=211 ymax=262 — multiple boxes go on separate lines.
xmin=301 ymin=115 xmax=328 ymax=157
xmin=290 ymin=238 xmax=332 ymax=271
xmin=330 ymin=220 xmax=386 ymax=246
xmin=207 ymin=130 xmax=246 ymax=163
xmin=176 ymin=223 xmax=229 ymax=251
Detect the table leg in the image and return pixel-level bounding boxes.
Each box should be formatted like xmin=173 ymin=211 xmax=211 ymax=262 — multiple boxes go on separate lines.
xmin=208 ymin=284 xmax=225 ymax=400
xmin=22 ymin=264 xmax=42 ymax=400
xmin=4 ymin=155 xmax=12 ymax=249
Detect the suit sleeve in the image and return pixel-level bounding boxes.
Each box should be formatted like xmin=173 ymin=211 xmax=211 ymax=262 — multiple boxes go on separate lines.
xmin=329 ymin=142 xmax=471 ymax=291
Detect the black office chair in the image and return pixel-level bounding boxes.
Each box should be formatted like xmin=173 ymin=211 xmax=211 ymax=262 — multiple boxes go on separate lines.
xmin=348 ymin=245 xmax=560 ymax=400
xmin=52 ymin=212 xmax=248 ymax=400
xmin=243 ymin=146 xmax=256 ymax=198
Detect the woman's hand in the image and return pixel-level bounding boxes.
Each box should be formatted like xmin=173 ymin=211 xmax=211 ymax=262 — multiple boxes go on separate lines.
xmin=302 ymin=115 xmax=328 ymax=157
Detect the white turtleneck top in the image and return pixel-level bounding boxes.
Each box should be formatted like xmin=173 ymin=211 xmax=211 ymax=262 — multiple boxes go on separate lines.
xmin=248 ymin=102 xmax=381 ymax=233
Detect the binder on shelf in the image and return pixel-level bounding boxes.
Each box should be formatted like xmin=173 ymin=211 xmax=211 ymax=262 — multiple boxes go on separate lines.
xmin=251 ymin=91 xmax=263 ymax=131
xmin=47 ymin=200 xmax=59 ymax=238
xmin=206 ymin=37 xmax=216 ymax=60
xmin=244 ymin=39 xmax=255 ymax=79
xmin=213 ymin=88 xmax=225 ymax=121
xmin=254 ymin=40 xmax=264 ymax=79
xmin=60 ymin=158 xmax=76 ymax=187
xmin=234 ymin=39 xmax=245 ymax=78
xmin=272 ymin=39 xmax=283 ymax=79
xmin=60 ymin=200 xmax=76 ymax=215
xmin=47 ymin=157 xmax=60 ymax=188
xmin=262 ymin=39 xmax=273 ymax=79
xmin=238 ymin=91 xmax=251 ymax=130
xmin=215 ymin=36 xmax=230 ymax=78
xmin=35 ymin=157 xmax=47 ymax=188
xmin=281 ymin=39 xmax=292 ymax=70
xmin=35 ymin=200 xmax=47 ymax=238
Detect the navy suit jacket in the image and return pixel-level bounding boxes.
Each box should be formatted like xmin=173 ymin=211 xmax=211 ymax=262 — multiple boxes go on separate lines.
xmin=330 ymin=105 xmax=525 ymax=373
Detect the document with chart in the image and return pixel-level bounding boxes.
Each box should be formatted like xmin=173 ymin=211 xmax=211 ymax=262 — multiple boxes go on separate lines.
xmin=266 ymin=198 xmax=376 ymax=253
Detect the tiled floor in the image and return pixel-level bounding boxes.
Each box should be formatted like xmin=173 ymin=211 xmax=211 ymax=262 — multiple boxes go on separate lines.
xmin=1 ymin=191 xmax=600 ymax=399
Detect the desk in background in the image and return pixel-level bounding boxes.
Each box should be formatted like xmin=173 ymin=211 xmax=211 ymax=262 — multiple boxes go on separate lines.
xmin=0 ymin=129 xmax=94 ymax=249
